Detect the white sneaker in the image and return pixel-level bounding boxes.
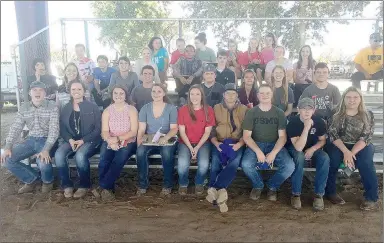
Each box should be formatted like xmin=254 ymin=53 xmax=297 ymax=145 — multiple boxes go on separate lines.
xmin=206 ymin=187 xmax=218 ymax=204
xmin=217 ymin=189 xmax=229 ymax=213
xmin=64 ymin=187 xmax=74 ymax=198
xmin=73 ymin=188 xmax=88 ymax=198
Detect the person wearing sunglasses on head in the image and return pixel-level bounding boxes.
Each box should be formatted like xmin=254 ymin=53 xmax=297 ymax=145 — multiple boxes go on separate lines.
xmin=351 ymin=33 xmax=383 ymax=90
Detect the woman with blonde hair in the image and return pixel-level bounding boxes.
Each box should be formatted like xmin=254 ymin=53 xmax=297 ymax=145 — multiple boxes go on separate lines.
xmin=134 ymin=46 xmax=160 ymax=83
xmin=271 ymin=65 xmax=294 ymax=117
xmin=240 ymin=37 xmax=265 ymax=86
xmin=177 ymin=84 xmax=215 ymax=196
xmin=226 ymin=39 xmax=243 ymax=82
xmin=325 ymin=86 xmax=377 ymax=211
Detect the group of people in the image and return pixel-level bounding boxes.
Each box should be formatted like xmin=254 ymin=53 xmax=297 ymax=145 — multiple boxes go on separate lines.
xmin=0 ymin=31 xmax=381 ymax=214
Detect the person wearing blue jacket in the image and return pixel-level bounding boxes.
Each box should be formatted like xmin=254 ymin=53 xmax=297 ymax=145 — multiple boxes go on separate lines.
xmin=54 ymin=80 xmax=102 ymax=199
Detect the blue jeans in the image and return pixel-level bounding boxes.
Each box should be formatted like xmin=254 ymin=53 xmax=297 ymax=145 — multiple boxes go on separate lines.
xmin=287 ymin=145 xmax=330 ymax=196
xmin=209 ymin=145 xmax=244 ymax=189
xmin=54 ymin=141 xmax=99 ymax=189
xmin=136 ymin=143 xmax=177 ymax=190
xmin=325 ymin=143 xmax=378 ymax=201
xmin=177 ymin=142 xmax=210 ymax=187
xmin=3 ymin=137 xmax=54 ymax=184
xmin=98 ymin=141 xmax=137 ymax=190
xmin=241 ymin=142 xmax=295 ymax=191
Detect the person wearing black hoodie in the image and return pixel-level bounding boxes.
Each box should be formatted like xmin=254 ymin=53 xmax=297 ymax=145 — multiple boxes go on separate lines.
xmin=54 ymin=79 xmax=102 ymax=199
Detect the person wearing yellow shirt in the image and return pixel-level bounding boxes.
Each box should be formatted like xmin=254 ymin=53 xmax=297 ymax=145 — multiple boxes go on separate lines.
xmin=351 ymin=33 xmax=383 ymax=89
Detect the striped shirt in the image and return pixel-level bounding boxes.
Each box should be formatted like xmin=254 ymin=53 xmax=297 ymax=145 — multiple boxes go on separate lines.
xmin=5 ymin=100 xmax=60 ymax=151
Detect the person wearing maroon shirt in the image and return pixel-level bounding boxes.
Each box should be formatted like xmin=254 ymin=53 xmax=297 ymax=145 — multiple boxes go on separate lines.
xmin=238 ymin=69 xmax=259 ymax=108
xmin=177 ymin=84 xmax=215 ymax=196
xmin=170 ymin=38 xmax=186 ymax=65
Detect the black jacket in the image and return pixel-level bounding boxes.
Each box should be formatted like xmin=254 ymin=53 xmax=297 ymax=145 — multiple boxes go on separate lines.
xmin=60 ymin=100 xmax=102 ymax=144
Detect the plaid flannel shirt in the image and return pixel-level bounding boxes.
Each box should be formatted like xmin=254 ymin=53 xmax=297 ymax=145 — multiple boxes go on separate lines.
xmin=4 ymin=100 xmax=60 ymax=151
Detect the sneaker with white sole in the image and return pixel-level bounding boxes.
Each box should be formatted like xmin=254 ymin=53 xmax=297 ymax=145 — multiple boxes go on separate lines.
xmin=250 ymin=188 xmax=262 ymax=201
xmin=206 ymin=187 xmax=218 ymax=204
xmin=217 ymin=189 xmax=228 ymax=213
xmin=73 ymin=188 xmax=88 ymax=198
xmin=195 ymin=185 xmax=205 ymax=196
xmin=64 ymin=187 xmax=74 ymax=198
xmin=291 ymin=195 xmax=302 ymax=210
xmin=160 ymin=188 xmax=172 ymax=196
xmin=136 ymin=188 xmax=147 ymax=196
xmin=178 ymin=187 xmax=188 ymax=196
xmin=101 ymin=189 xmax=115 ymax=202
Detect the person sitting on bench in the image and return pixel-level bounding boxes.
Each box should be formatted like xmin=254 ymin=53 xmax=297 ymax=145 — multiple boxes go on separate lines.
xmin=241 ymin=84 xmax=294 ymax=202
xmin=136 ymin=84 xmax=178 ymax=197
xmin=271 ymin=65 xmax=294 ymax=118
xmin=55 ymin=80 xmax=102 ymax=199
xmin=300 ymin=62 xmax=341 ymax=123
xmin=325 ymin=86 xmax=378 ymax=211
xmin=238 ymin=69 xmax=259 ymax=108
xmin=172 ymin=45 xmax=203 ymax=105
xmin=97 ymin=84 xmax=138 ymax=201
xmin=201 ymin=64 xmax=225 ymax=108
xmin=130 ymin=65 xmax=156 ymax=112
xmin=207 ymin=83 xmax=248 ymax=213
xmin=286 ymin=97 xmax=329 ymax=211
xmin=1 ymin=81 xmax=59 ymax=194
xmin=177 ymin=85 xmax=215 ymax=196
xmin=351 ymin=32 xmax=383 ymax=90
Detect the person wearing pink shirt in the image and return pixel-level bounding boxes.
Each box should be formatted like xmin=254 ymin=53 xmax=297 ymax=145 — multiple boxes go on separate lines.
xmin=261 ymin=33 xmax=277 ymax=66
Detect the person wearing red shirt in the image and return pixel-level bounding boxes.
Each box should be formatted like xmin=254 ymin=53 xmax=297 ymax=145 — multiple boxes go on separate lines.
xmin=170 ymin=38 xmax=186 ymax=65
xmin=240 ymin=37 xmax=265 ymax=87
xmin=177 ymin=84 xmax=215 ymax=196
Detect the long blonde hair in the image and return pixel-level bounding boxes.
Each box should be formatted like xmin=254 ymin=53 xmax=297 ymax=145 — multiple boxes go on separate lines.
xmin=271 ymin=65 xmax=288 ymax=104
xmin=332 ymin=86 xmax=370 ymax=129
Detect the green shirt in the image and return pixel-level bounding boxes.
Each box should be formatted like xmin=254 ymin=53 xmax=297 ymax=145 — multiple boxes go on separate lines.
xmin=242 ymin=105 xmax=287 ymax=143
xmin=196 ymin=47 xmax=216 ymax=62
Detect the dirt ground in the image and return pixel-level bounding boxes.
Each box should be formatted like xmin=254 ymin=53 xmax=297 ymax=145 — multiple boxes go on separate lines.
xmin=1 ymin=110 xmax=383 ymax=242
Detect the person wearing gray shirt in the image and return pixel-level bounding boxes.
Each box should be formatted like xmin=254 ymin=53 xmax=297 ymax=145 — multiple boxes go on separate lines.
xmin=136 ymin=84 xmax=178 ymax=197
xmin=130 ymin=65 xmax=155 ymax=111
xmin=108 ymin=56 xmax=139 ymax=95
xmin=300 ymin=62 xmax=341 ymax=120
xmin=201 ymin=64 xmax=225 ymax=108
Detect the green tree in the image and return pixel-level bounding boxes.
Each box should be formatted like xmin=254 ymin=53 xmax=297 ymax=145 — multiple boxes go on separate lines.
xmin=183 ymin=1 xmax=369 ymax=58
xmin=91 ymin=1 xmax=180 ymax=60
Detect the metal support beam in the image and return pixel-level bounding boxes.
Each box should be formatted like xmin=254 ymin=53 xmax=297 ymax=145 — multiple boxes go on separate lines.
xmin=61 ymin=19 xmax=67 ymax=65
xmin=84 ymin=21 xmax=90 ymax=58
xmin=61 ymin=17 xmax=381 ymax=21
xmin=178 ymin=20 xmax=182 ymax=38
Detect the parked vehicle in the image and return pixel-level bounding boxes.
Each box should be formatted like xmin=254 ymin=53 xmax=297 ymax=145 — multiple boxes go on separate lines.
xmin=1 ymin=60 xmax=21 ymax=110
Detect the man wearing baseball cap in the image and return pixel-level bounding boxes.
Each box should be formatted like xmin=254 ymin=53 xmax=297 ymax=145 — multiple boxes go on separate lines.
xmin=351 ymin=32 xmax=383 ymax=89
xmin=1 ymin=81 xmax=59 ymax=194
xmin=201 ymin=64 xmax=225 ymax=107
xmin=207 ymin=83 xmax=248 ymax=213
xmin=285 ymin=97 xmax=329 ymax=211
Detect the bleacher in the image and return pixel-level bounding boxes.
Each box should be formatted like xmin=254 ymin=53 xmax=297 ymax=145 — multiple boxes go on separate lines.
xmin=23 ymin=81 xmax=383 ymax=174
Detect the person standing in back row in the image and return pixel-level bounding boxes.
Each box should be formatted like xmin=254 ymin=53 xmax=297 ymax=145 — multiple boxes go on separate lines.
xmin=149 ymin=37 xmax=169 ymax=85
xmin=170 ymin=38 xmax=186 ymax=66
xmin=351 ymin=33 xmax=383 ymax=90
xmin=92 ymin=55 xmax=116 ymax=108
xmin=195 ymin=32 xmax=217 ymax=63
xmin=73 ymin=44 xmax=96 ymax=91
xmin=300 ymin=62 xmax=341 ymax=122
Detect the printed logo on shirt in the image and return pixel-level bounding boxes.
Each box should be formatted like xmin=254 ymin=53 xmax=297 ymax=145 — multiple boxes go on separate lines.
xmin=254 ymin=117 xmax=279 ymax=125
xmin=310 ymin=128 xmax=316 ymax=135
xmin=312 ymin=95 xmax=330 ymax=110
xmin=367 ymin=55 xmax=382 ymax=66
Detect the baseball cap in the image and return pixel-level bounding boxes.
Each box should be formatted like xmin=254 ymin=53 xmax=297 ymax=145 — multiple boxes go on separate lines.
xmin=224 ymin=83 xmax=237 ymax=92
xmin=298 ymin=97 xmax=315 ymax=109
xmin=203 ymin=64 xmax=216 ymax=73
xmin=370 ymin=33 xmax=382 ymax=42
xmin=29 ymin=81 xmax=46 ymax=90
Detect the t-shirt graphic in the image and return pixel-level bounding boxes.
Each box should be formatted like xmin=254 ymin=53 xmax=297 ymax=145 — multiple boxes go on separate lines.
xmin=367 ymin=54 xmax=382 ymax=66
